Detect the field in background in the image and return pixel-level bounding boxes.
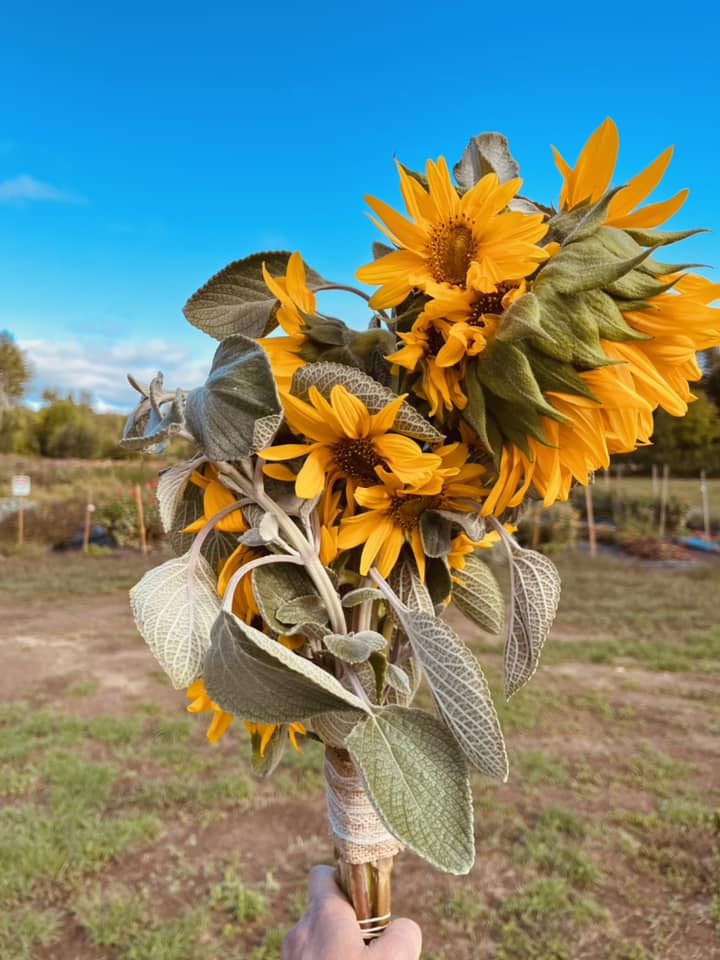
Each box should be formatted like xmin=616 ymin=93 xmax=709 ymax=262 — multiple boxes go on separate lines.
xmin=1 ymin=547 xmax=719 ymax=960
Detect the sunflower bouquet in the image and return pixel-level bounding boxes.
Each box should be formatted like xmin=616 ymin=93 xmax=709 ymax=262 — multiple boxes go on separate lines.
xmin=122 ymin=119 xmax=720 ymax=935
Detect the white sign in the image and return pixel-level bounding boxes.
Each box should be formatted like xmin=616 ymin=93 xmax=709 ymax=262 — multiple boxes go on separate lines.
xmin=11 ymin=475 xmax=31 ymax=497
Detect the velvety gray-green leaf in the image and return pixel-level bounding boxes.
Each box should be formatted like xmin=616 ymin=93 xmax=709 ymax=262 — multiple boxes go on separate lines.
xmin=399 ymin=611 xmax=508 ymax=780
xmin=504 ymin=542 xmax=561 ymax=699
xmin=130 ymin=551 xmax=221 ymax=690
xmin=203 ymin=611 xmax=368 ymax=723
xmin=346 ymin=706 xmax=474 ymax=875
xmin=323 ymin=631 xmax=387 ymax=663
xmin=452 ymin=552 xmax=506 ymax=636
xmin=183 ymin=251 xmax=327 ymax=340
xmin=184 ymin=335 xmax=282 ymax=460
xmin=252 ymin=563 xmax=325 ymax=634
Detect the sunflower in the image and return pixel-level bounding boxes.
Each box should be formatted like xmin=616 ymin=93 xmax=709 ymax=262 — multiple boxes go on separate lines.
xmin=258 ymin=252 xmax=316 ymax=391
xmin=244 ymin=721 xmax=306 ymax=755
xmin=186 ymin=679 xmax=234 ymax=744
xmin=261 ymin=384 xmax=443 ymax=500
xmin=552 ymin=117 xmax=688 ymax=229
xmin=385 ymin=311 xmax=467 ymax=417
xmin=217 ymin=544 xmax=262 ymax=622
xmin=182 ymin=465 xmax=247 ymax=535
xmin=356 ymin=157 xmax=549 ymax=308
xmin=337 ymin=443 xmax=487 ymax=578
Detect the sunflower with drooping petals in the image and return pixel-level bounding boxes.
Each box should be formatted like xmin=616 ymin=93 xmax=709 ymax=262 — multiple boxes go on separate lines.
xmin=182 ymin=464 xmax=247 ymax=536
xmin=186 ymin=679 xmax=234 ymax=744
xmin=552 ymin=118 xmax=689 ymax=229
xmin=258 ymin=252 xmax=317 ymax=391
xmin=356 ymin=157 xmax=550 ymax=308
xmin=244 ymin=721 xmax=306 ymax=756
xmin=261 ymin=384 xmax=443 ymax=502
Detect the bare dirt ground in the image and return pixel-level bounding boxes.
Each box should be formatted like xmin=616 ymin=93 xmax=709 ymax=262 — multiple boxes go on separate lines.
xmin=2 ymin=553 xmax=719 ymax=959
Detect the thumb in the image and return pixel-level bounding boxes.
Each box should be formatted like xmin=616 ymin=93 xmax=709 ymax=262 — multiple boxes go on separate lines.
xmin=368 ymin=917 xmax=422 ymax=959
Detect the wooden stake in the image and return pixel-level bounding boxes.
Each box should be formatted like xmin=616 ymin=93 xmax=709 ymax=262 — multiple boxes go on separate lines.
xmin=82 ymin=490 xmax=93 ymax=554
xmin=17 ymin=498 xmax=24 ymax=547
xmin=700 ymin=470 xmax=711 ymax=541
xmin=651 ymin=463 xmax=659 ymax=498
xmin=585 ymin=484 xmax=597 ymax=557
xmin=134 ymin=483 xmax=148 ymax=555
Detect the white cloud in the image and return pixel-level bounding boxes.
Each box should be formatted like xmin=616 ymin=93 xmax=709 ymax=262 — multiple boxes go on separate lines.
xmin=0 ymin=174 xmax=86 ymax=205
xmin=20 ymin=337 xmax=217 ymax=411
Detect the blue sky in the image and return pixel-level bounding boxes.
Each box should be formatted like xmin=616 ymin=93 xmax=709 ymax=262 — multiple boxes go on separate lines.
xmin=2 ymin=1 xmax=719 ymax=409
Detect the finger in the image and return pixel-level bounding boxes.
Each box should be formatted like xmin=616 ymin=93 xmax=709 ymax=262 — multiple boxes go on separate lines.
xmin=307 ymin=864 xmax=344 ymax=903
xmin=368 ymin=917 xmax=422 ymax=958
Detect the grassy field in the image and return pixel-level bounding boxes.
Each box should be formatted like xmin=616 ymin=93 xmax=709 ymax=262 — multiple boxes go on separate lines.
xmin=1 ymin=547 xmax=719 ymax=959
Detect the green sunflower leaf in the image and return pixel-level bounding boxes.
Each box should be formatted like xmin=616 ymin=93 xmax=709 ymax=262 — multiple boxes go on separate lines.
xmin=476 ymin=342 xmax=560 ymax=420
xmin=121 ymin=374 xmax=187 ymax=453
xmin=623 ymin=227 xmax=705 ymax=248
xmin=249 ymin=724 xmax=288 ymax=779
xmin=495 ymin=293 xmax=544 ymax=344
xmin=184 ymin=335 xmax=282 ymax=460
xmin=503 ymin=539 xmax=561 ymax=699
xmin=203 ymin=611 xmax=369 ymax=723
xmin=461 ymin=361 xmax=494 ymax=453
xmin=130 ymin=551 xmax=221 ymax=690
xmin=452 ymin=552 xmax=506 ymax=636
xmin=291 ymin=361 xmax=444 ymax=443
xmin=341 ymin=587 xmax=384 ymax=608
xmin=419 ymin=511 xmax=453 ymax=559
xmin=183 ymin=250 xmax=328 ymax=340
xmin=345 ymin=706 xmax=475 ymax=875
xmin=397 ymin=610 xmax=508 ymax=780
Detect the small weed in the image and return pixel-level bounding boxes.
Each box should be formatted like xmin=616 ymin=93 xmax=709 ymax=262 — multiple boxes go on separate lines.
xmin=491 ymin=877 xmax=607 ymax=960
xmin=514 ymin=807 xmax=599 ymax=888
xmin=246 ymin=924 xmax=288 ymax=960
xmin=86 ymin=714 xmax=144 ymax=745
xmin=709 ymin=894 xmax=720 ymax=936
xmin=0 ymin=904 xmax=61 ymax=960
xmin=65 ymin=678 xmax=100 ymax=696
xmin=433 ymin=884 xmax=485 ymax=936
xmin=511 ymin=749 xmax=570 ymax=786
xmin=210 ymin=866 xmax=268 ymax=922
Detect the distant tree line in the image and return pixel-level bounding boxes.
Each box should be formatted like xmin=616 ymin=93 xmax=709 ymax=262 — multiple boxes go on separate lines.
xmin=2 ymin=330 xmax=720 ymax=472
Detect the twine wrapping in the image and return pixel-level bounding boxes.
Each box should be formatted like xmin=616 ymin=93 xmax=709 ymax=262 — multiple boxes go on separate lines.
xmin=324 ymin=750 xmax=403 ymax=863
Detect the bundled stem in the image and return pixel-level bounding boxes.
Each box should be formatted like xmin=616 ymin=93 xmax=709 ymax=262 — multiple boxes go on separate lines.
xmin=324 ymin=747 xmax=402 ymax=939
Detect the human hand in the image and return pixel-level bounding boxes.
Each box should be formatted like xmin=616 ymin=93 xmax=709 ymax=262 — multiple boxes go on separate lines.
xmin=281 ymin=865 xmax=422 ymax=959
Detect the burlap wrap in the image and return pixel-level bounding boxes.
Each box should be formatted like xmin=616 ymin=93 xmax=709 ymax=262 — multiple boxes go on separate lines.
xmin=324 ymin=748 xmax=403 ymax=864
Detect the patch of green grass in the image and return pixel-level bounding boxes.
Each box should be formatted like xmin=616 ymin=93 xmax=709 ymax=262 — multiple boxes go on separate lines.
xmin=127 ymin=772 xmax=253 ymax=811
xmin=514 ymin=807 xmax=600 ymax=888
xmin=77 ymin=890 xmax=209 ymax=960
xmin=0 ymin=549 xmax=158 ymax=598
xmin=0 ymin=904 xmax=61 ymax=960
xmin=709 ymin=894 xmax=720 ymax=936
xmin=614 ymin=798 xmax=720 ymax=894
xmin=494 ymin=686 xmax=564 ymax=732
xmin=609 ymin=944 xmax=653 ymax=960
xmin=210 ymin=866 xmax=269 ymax=922
xmin=246 ymin=924 xmax=288 ymax=960
xmin=87 ymin=714 xmax=144 ymax=745
xmin=0 ymin=706 xmax=85 ymax=763
xmin=619 ymin=744 xmax=695 ymax=796
xmin=543 ymin=630 xmax=720 ymax=673
xmin=433 ymin=884 xmax=485 ymax=937
xmin=491 ymin=876 xmax=607 ymax=960
xmin=511 ymin=749 xmax=570 ymax=787
xmin=64 ymin=678 xmax=100 ymax=696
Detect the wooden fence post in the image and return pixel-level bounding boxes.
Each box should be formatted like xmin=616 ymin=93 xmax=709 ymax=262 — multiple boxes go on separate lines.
xmin=659 ymin=464 xmax=670 ymax=538
xmin=135 ymin=483 xmax=148 ymax=556
xmin=700 ymin=470 xmax=711 ymax=541
xmin=585 ymin=484 xmax=597 ymax=557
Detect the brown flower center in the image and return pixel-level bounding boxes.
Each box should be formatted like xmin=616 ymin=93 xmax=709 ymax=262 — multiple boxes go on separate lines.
xmin=333 ymin=437 xmax=384 ymax=485
xmin=424 ymin=323 xmax=447 ymax=357
xmin=468 ymin=287 xmax=507 ymax=326
xmin=429 ymin=219 xmax=475 ymax=286
xmin=387 ymin=494 xmax=440 ymax=532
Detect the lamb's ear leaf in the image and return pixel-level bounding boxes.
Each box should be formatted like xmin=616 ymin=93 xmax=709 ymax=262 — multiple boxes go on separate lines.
xmin=184 ymin=335 xmax=282 ymax=460
xmin=183 ymin=251 xmax=329 ymax=340
xmin=130 ymin=551 xmax=221 ymax=690
xmin=203 ymin=611 xmax=369 ymax=723
xmin=346 ymin=706 xmax=475 ymax=875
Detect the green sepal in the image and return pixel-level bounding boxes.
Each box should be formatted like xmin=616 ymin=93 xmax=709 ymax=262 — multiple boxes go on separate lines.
xmin=495 ymin=293 xmax=544 ymax=343
xmin=623 ymin=227 xmax=706 ymax=248
xmin=460 ymin=360 xmax=494 ymax=453
xmin=525 ymin=349 xmax=599 ymax=401
xmin=419 ymin=511 xmax=453 ymax=559
xmin=605 ymin=271 xmax=677 ymax=300
xmin=534 ymin=238 xmax=652 ymax=295
xmin=579 ymin=289 xmax=651 ymax=343
xmin=425 ymin=556 xmax=453 ymax=606
xmin=476 ymin=342 xmax=562 ymax=420
xmin=485 ymin=394 xmax=556 ymax=456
